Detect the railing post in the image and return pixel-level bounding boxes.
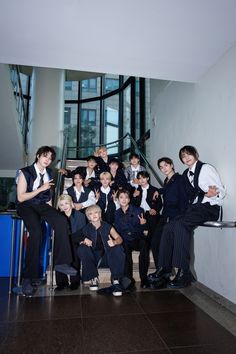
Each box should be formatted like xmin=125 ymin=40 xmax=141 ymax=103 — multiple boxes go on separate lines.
xmin=17 ymin=220 xmax=25 ymax=287
xmin=8 ymin=218 xmax=16 ymax=294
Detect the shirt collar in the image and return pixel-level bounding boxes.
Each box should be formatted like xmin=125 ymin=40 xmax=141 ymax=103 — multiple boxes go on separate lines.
xmin=189 ymin=161 xmax=198 ymax=174
xmin=74 ymin=185 xmax=85 ymax=194
xmin=141 ymin=185 xmax=149 ymax=191
xmin=131 ymin=165 xmax=140 ymax=171
xmin=34 ymin=163 xmax=46 ymax=176
xmin=101 ymin=186 xmax=110 ymax=194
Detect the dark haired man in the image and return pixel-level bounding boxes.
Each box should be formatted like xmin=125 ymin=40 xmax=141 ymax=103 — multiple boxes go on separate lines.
xmin=124 ymin=153 xmax=146 ymax=191
xmin=17 ymin=146 xmax=77 ymax=296
xmin=65 ymin=168 xmax=96 ymax=211
xmin=154 ymin=146 xmax=226 ymax=289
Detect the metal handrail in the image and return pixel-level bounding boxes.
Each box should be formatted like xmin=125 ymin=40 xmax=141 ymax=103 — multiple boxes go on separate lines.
xmin=53 ymin=128 xmax=69 ymax=207
xmin=66 ymin=130 xmax=164 ymax=187
xmin=126 ymin=133 xmax=164 ymax=187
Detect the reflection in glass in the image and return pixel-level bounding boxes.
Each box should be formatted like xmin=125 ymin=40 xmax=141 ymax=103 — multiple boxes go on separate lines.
xmin=65 ymin=81 xmax=78 ymax=100
xmin=80 ymin=101 xmax=100 ymax=157
xmin=104 ymin=74 xmax=119 ymax=94
xmin=123 ymin=85 xmax=131 ymax=150
xmin=81 ymin=77 xmax=101 ymax=99
xmin=104 ymin=95 xmax=119 ymax=154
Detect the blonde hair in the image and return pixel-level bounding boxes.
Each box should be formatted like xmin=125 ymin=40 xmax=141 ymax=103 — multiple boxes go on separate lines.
xmin=57 ymin=194 xmax=73 ymax=209
xmin=96 ymin=145 xmax=107 ymax=154
xmin=85 ymin=204 xmax=102 ymax=220
xmin=99 ymin=171 xmax=112 ymax=181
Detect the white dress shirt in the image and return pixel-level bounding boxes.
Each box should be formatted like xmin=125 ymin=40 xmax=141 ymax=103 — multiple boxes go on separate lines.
xmin=188 ymin=161 xmax=226 ymax=206
xmin=32 ymin=163 xmax=50 ymax=190
xmin=64 ymin=186 xmax=96 ymax=208
xmin=140 ymin=185 xmax=151 ymax=212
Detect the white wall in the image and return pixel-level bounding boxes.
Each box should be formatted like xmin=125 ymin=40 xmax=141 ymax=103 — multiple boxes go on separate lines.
xmin=0 ymin=64 xmax=25 ymax=175
xmin=28 ymin=67 xmax=65 ymax=164
xmin=150 ymin=44 xmax=236 ymax=304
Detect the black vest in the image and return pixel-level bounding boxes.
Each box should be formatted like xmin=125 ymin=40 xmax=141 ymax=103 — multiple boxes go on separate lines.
xmin=183 ymin=160 xmax=205 ymax=204
xmin=18 ymin=164 xmax=52 ymax=205
xmin=81 ymin=221 xmax=112 ymax=251
xmin=66 ymin=185 xmax=91 ymax=203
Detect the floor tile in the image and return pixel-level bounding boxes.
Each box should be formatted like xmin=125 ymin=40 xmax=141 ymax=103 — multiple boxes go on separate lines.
xmin=170 ymin=342 xmax=236 ymax=353
xmin=0 ymin=296 xmax=25 ymax=322
xmin=133 ymin=290 xmax=197 ymax=314
xmin=83 ymin=314 xmax=167 ymax=353
xmin=81 ymin=293 xmax=144 ymax=318
xmin=147 ymin=310 xmax=236 ymax=348
xmin=0 ymin=318 xmax=84 ymax=354
xmin=21 ymin=295 xmax=82 ymax=321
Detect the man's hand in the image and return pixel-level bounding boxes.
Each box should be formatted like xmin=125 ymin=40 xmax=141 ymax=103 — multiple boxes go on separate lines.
xmin=133 ymin=189 xmax=140 ymax=197
xmin=81 ymin=238 xmax=92 ymax=247
xmin=205 ymin=185 xmax=219 ymax=198
xmin=149 ymin=208 xmax=157 ymax=215
xmin=153 ymin=191 xmax=159 ymax=200
xmin=107 ymin=235 xmax=115 ymax=247
xmin=40 ymin=179 xmax=54 ymax=191
xmin=138 ymin=213 xmax=146 ymax=225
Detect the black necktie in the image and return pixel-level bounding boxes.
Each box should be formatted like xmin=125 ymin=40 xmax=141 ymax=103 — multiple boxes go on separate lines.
xmin=189 ymin=171 xmax=194 ymax=177
xmin=38 ymin=173 xmax=44 ymax=188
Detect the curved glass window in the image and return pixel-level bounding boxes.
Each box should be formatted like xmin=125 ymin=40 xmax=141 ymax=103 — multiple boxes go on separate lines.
xmin=104 ymin=94 xmax=119 ymax=154
xmin=81 ymin=77 xmax=101 ymax=99
xmin=64 ymin=74 xmax=149 ymax=159
xmin=80 ymin=101 xmax=100 ymax=157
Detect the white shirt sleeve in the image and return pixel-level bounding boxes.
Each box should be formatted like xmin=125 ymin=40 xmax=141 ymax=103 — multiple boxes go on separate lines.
xmin=199 ymin=164 xmax=226 ymax=205
xmin=81 ymin=190 xmax=96 ymax=208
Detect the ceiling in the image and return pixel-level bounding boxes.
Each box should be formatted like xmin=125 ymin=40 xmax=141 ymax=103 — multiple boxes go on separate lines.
xmin=1 ymin=0 xmax=236 ymax=83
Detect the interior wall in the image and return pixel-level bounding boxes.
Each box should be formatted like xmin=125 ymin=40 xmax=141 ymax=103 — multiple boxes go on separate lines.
xmin=150 ymin=44 xmax=236 ymax=304
xmin=0 ymin=64 xmax=25 ymax=175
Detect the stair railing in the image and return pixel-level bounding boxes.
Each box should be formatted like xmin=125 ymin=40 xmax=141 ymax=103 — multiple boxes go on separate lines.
xmin=66 ymin=130 xmax=164 ymax=188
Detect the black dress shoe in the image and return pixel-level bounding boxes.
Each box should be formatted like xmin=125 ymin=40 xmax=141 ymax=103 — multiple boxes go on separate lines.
xmin=22 ymin=278 xmax=37 ymax=297
xmin=31 ymin=278 xmax=44 ymax=287
xmin=150 ymin=277 xmax=167 ymax=290
xmin=70 ymin=282 xmax=79 ymax=291
xmin=167 ymin=269 xmax=191 ymax=289
xmin=140 ymin=279 xmax=151 ymax=289
xmin=148 ymin=267 xmax=171 ymax=282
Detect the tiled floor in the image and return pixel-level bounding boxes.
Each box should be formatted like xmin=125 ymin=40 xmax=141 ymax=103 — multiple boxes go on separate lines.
xmin=1 ymin=278 xmax=236 ymax=354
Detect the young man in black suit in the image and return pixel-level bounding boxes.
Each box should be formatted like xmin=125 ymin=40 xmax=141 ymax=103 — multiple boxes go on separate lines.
xmin=132 ymin=170 xmax=162 ymax=244
xmin=154 ymin=146 xmax=226 ymax=289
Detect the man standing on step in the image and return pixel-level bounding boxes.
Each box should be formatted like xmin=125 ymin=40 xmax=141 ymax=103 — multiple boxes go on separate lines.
xmin=151 ymin=145 xmax=226 ymax=289
xmin=16 ymin=146 xmax=77 ymax=296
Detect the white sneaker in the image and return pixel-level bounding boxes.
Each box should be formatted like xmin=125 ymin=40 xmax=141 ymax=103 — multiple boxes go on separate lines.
xmin=112 ymin=280 xmax=122 ymax=297
xmin=89 ymin=277 xmax=99 ymax=291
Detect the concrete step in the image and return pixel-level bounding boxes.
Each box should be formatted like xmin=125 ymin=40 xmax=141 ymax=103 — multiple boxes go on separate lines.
xmin=47 ymin=251 xmax=156 ymax=286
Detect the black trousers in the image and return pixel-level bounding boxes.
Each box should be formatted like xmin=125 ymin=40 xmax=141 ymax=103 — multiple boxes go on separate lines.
xmin=158 ymin=203 xmax=220 ymax=271
xmin=17 ymin=203 xmax=73 ymax=279
xmin=151 ymin=219 xmax=166 ymax=268
xmin=123 ymin=237 xmax=150 ymax=283
xmin=145 ymin=211 xmax=160 ymax=240
xmin=77 ymin=244 xmax=125 ymax=282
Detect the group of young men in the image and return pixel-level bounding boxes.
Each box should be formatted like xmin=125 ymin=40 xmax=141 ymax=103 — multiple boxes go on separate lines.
xmin=15 ymin=144 xmax=225 ymax=296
